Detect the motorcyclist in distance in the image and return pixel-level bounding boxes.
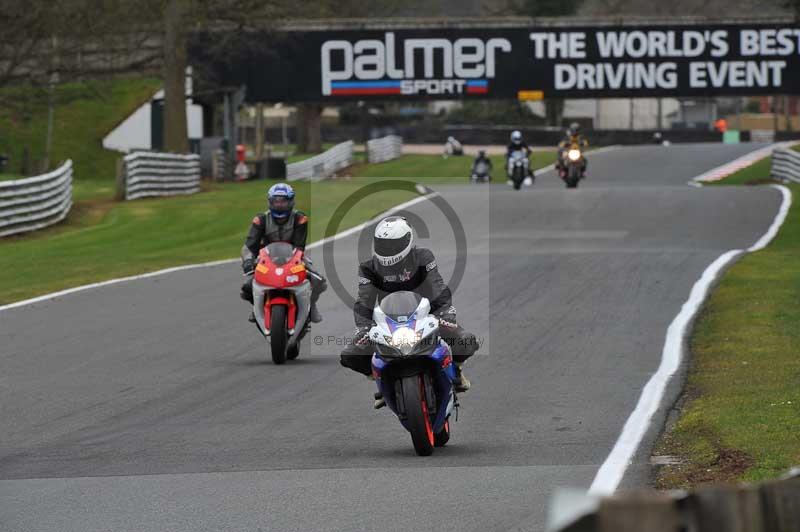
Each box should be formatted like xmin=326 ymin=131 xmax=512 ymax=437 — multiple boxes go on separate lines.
xmin=556 ymin=122 xmax=589 ymax=177
xmin=506 ymin=130 xmax=533 ymax=186
xmin=471 ymin=149 xmax=492 ymax=182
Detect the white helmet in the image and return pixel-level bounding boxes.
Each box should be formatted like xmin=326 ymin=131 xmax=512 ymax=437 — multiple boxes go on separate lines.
xmin=373 ymin=216 xmax=413 ymax=267
xmin=511 ymin=130 xmax=522 ymax=143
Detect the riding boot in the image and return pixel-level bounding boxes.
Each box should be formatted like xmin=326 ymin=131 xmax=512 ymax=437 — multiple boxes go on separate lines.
xmin=454 ymin=363 xmax=471 ymax=392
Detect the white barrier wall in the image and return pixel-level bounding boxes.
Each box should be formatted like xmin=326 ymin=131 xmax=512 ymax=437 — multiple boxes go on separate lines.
xmin=367 ymin=135 xmax=403 ymax=164
xmin=0 ymin=160 xmax=73 ymax=237
xmin=286 ymin=141 xmax=354 ymax=182
xmin=123 ymin=152 xmax=201 ymax=200
xmin=771 ymin=147 xmax=800 ymax=183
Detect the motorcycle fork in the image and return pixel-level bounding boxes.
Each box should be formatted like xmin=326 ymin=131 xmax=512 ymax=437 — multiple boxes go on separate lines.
xmin=394 ymin=374 xmax=436 ymax=420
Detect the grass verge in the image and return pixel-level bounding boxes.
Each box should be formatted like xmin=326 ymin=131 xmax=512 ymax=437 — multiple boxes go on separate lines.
xmin=348 ymin=152 xmax=556 ymax=183
xmin=0 ymin=179 xmax=417 ymax=304
xmin=0 ymin=151 xmax=557 ymax=304
xmin=0 ymin=78 xmax=161 ymax=201
xmin=654 ymin=164 xmax=800 ymax=487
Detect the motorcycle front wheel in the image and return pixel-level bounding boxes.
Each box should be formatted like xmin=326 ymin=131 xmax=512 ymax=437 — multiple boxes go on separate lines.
xmin=566 ymin=165 xmax=580 ymax=188
xmin=512 ymin=168 xmax=523 ymax=190
xmin=269 ymin=304 xmax=288 ymax=365
xmin=402 ymin=375 xmax=435 ymax=456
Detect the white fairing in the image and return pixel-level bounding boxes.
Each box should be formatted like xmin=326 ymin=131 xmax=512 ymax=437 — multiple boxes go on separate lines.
xmin=507 ymin=151 xmax=529 ymax=175
xmin=251 ymin=279 xmax=311 ymax=345
xmin=369 ymin=297 xmax=439 ymax=353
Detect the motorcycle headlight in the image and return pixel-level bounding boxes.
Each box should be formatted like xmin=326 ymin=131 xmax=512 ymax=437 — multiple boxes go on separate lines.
xmin=390 ymin=327 xmax=419 ymax=356
xmin=568 ymin=149 xmax=582 ymax=161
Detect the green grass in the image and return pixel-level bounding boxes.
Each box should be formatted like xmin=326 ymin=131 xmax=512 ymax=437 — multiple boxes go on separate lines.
xmin=655 ymin=172 xmax=800 ymax=487
xmin=0 ymin=179 xmax=416 ymax=304
xmin=0 ymin=77 xmax=161 ymax=200
xmin=707 ymin=144 xmax=800 ymax=186
xmin=0 ymin=150 xmax=558 ymax=304
xmin=349 ymin=153 xmax=556 ymax=183
xmin=0 ymin=120 xmax=559 ymax=304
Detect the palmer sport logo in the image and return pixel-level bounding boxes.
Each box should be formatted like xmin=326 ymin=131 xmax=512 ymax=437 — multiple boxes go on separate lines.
xmin=320 ymin=32 xmax=511 ymax=96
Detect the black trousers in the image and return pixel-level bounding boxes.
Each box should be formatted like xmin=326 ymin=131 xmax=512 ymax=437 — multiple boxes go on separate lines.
xmin=240 ymin=267 xmax=326 ymax=306
xmin=340 ymin=323 xmax=479 ymax=376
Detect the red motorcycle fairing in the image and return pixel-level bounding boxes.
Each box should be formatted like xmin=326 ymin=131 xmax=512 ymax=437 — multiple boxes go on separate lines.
xmin=255 ymin=245 xmax=307 ymax=332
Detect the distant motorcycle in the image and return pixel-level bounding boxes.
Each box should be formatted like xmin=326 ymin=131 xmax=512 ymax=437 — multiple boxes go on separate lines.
xmin=251 ymin=242 xmax=312 ymax=364
xmin=470 ymin=160 xmax=491 ymax=183
xmin=369 ymin=291 xmax=458 ymax=456
xmin=507 ymin=150 xmax=531 ymax=190
xmin=560 ymin=143 xmax=585 ymax=189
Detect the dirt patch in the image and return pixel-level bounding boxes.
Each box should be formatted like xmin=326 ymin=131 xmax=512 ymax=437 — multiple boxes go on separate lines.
xmin=655 ymin=439 xmax=754 ymax=490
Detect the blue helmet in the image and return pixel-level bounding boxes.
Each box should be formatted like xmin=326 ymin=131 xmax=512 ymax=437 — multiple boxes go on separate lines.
xmin=267 ymin=183 xmax=295 ymax=220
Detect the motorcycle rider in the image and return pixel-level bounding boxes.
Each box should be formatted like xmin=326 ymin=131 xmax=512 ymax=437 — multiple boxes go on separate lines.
xmin=471 ymin=149 xmax=492 ymax=182
xmin=339 ymin=216 xmax=478 ymax=408
xmin=240 ymin=183 xmax=325 ymax=323
xmin=506 ymin=130 xmax=533 ymax=186
xmin=556 ymin=122 xmax=589 ymax=176
xmin=444 ymin=136 xmax=464 ymax=157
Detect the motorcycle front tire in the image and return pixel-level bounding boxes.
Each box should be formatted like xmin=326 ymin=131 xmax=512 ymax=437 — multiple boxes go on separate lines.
xmin=401 ymin=375 xmax=435 ymax=456
xmin=269 ymin=304 xmax=288 ymax=365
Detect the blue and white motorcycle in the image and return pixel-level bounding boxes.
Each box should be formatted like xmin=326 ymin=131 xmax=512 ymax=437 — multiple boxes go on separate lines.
xmin=368 ymin=291 xmax=457 ymax=456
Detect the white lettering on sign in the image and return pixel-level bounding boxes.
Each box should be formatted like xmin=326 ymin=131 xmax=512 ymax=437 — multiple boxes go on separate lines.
xmin=529 ymin=32 xmax=586 ymax=59
xmin=320 ymin=32 xmax=512 ymax=95
xmin=688 ymin=61 xmax=786 ymax=88
xmin=555 ymin=62 xmax=678 ymax=90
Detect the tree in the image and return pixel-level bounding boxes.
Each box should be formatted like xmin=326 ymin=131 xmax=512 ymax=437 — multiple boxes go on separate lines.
xmin=508 ymin=0 xmax=584 ymax=127
xmin=163 ymin=0 xmax=189 ymax=153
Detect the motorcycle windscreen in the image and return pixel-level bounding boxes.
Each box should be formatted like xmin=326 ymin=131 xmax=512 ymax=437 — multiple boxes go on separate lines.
xmin=379 ymin=291 xmax=423 ymax=321
xmin=264 ymin=242 xmax=294 ymax=265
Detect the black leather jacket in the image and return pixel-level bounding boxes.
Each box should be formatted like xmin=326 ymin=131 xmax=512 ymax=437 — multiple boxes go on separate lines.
xmin=353 ymin=247 xmax=452 ymax=328
xmin=506 ymin=142 xmax=531 ymax=157
xmin=241 ymin=210 xmax=309 ymax=267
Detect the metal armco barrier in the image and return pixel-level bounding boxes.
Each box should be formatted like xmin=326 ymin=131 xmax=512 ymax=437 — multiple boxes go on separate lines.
xmin=367 ymin=135 xmax=403 ymax=164
xmin=123 ymin=152 xmax=201 ymax=200
xmin=752 ymin=129 xmax=777 ymax=143
xmin=549 ymin=468 xmax=800 ymax=532
xmin=771 ymin=147 xmax=800 ymax=183
xmin=0 ymin=160 xmax=73 ymax=238
xmin=286 ymin=141 xmax=353 ymax=182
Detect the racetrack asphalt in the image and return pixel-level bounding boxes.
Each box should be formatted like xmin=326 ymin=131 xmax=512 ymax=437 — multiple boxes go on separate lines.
xmin=0 ymin=142 xmax=783 ymax=531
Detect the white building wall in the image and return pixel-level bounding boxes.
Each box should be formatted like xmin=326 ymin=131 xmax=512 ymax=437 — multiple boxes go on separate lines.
xmin=103 ymin=73 xmax=203 ymax=153
xmin=594 ymin=98 xmax=680 ymax=130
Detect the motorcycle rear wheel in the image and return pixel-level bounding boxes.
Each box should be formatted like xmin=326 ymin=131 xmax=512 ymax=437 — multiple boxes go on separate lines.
xmin=287 ymin=343 xmax=300 ymax=360
xmin=434 ymin=418 xmax=451 ymax=447
xmin=269 ymin=304 xmax=288 ymax=365
xmin=402 ymin=375 xmax=435 ymax=456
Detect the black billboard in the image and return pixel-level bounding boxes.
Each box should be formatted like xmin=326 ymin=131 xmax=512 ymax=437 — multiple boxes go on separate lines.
xmin=189 ymin=24 xmax=800 ymax=102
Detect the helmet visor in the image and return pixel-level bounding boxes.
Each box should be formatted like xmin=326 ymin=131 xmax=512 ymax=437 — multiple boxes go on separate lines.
xmin=374 ymin=233 xmax=411 ymax=259
xmin=269 ymin=196 xmax=291 ymax=213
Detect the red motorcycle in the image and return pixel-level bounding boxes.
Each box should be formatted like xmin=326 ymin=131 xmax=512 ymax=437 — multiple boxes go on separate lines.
xmin=251 ymin=242 xmax=312 ymax=364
